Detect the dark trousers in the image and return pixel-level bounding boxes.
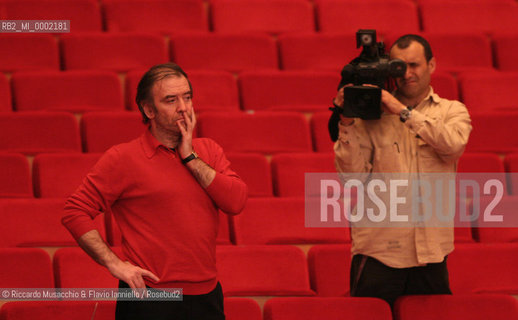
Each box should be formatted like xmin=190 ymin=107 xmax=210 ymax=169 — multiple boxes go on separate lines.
xmin=350 ymin=254 xmax=452 ymax=308
xmin=115 ymin=281 xmax=225 ymax=320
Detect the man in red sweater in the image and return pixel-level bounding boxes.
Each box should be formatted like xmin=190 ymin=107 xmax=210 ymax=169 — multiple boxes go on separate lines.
xmin=63 ymin=63 xmax=248 ymax=319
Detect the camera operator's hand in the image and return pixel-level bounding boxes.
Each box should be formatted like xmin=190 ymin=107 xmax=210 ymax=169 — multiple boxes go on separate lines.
xmin=379 ymin=89 xmax=406 ymax=115
xmin=361 ymin=84 xmax=406 ymax=116
xmin=335 ymin=84 xmax=354 ymax=126
xmin=334 ymin=85 xmax=346 ymax=107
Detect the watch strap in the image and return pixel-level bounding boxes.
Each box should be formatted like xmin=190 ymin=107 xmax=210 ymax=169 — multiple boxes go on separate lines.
xmin=181 ymin=151 xmax=198 ymax=164
xmin=400 ymin=107 xmax=412 ymax=123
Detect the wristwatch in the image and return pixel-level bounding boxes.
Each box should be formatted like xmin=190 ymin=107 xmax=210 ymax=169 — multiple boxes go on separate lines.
xmin=400 ymin=107 xmax=412 ymax=123
xmin=181 ymin=151 xmax=198 ymax=164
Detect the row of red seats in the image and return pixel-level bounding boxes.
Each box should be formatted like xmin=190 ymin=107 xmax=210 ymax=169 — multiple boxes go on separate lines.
xmin=1 ymin=111 xmax=517 ymax=155
xmin=2 ymin=244 xmax=518 ymax=297
xmin=1 ymin=151 xmax=518 ymax=199
xmin=1 ymin=70 xmax=517 ymax=113
xmin=1 ymin=0 xmax=517 ymax=35
xmin=1 ymin=196 xmax=518 ymax=250
xmin=3 ymin=294 xmax=518 ymax=320
xmin=1 ymin=32 xmax=518 ymax=73
xmin=0 ymin=69 xmax=338 ymax=113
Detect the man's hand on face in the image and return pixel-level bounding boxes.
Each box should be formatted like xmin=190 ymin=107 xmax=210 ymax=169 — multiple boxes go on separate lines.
xmin=177 ymin=110 xmax=196 ymax=159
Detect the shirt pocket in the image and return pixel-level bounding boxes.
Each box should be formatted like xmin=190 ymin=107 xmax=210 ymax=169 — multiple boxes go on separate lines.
xmin=417 ymin=139 xmax=437 ymax=158
xmin=372 ymin=142 xmax=403 ymax=172
xmin=417 ymin=139 xmax=450 ymax=172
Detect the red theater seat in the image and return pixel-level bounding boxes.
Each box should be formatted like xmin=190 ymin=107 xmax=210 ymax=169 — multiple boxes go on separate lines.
xmin=505 ymin=153 xmax=518 ymax=194
xmin=53 ymin=247 xmax=123 ymax=288
xmin=307 ymin=244 xmax=351 ymax=296
xmin=170 ymin=33 xmax=278 ymax=73
xmin=264 ymin=297 xmax=392 ymax=320
xmin=126 ymin=69 xmax=240 ymax=112
xmin=197 ymin=112 xmax=312 ymax=154
xmin=310 ymin=112 xmax=335 ymax=153
xmin=233 ymin=197 xmax=350 ymax=245
xmin=315 ymin=0 xmax=419 ymax=34
xmin=1 ymin=0 xmax=101 ymax=32
xmin=33 ymin=153 xmax=101 ymax=198
xmin=394 ymin=294 xmax=518 ymax=320
xmin=459 ymin=72 xmax=518 ymax=112
xmin=0 ymin=301 xmax=116 ymax=320
xmin=12 ymin=71 xmax=124 ymax=113
xmin=239 ymin=71 xmax=339 ymax=111
xmin=271 ymin=152 xmax=336 ymax=197
xmin=0 ymin=73 xmax=11 ymax=112
xmin=0 ymin=112 xmax=81 ymax=155
xmin=0 ymin=248 xmax=54 ymax=288
xmin=279 ymin=33 xmax=357 ymax=72
xmin=0 ymin=198 xmax=106 ymax=247
xmin=125 ymin=69 xmax=147 ymax=110
xmin=81 ymin=112 xmax=146 ymax=153
xmin=471 ymin=196 xmax=518 ymax=243
xmin=0 ymin=34 xmax=59 ymax=73
xmin=104 ymin=0 xmax=207 ymax=33
xmin=430 ymin=71 xmax=458 ymax=101
xmin=494 ymin=34 xmax=518 ymax=71
xmin=453 ymin=197 xmax=474 ymax=243
xmin=61 ymin=33 xmax=168 ymax=72
xmin=224 ymin=298 xmax=262 ymax=320
xmin=448 ymin=243 xmax=518 ymax=294
xmin=458 ymin=153 xmax=505 ymax=173
xmin=226 ymin=153 xmax=273 ymax=197
xmin=420 ymin=2 xmax=518 ymax=34
xmin=417 ymin=0 xmax=515 ymax=3
xmin=457 ymin=152 xmax=508 ymax=198
xmin=0 ymin=153 xmax=32 ymax=198
xmin=225 ymin=298 xmax=263 ymax=320
xmin=454 ymin=226 xmax=473 ymax=243
xmin=465 ymin=112 xmax=518 ymax=154
xmin=185 ymin=70 xmax=240 ymax=112
xmin=211 ymin=0 xmax=314 ymax=34
xmin=216 ymin=245 xmax=314 ymax=296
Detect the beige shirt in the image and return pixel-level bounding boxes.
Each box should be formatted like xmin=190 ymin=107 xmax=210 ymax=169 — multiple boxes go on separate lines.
xmin=334 ymin=87 xmax=472 ymax=268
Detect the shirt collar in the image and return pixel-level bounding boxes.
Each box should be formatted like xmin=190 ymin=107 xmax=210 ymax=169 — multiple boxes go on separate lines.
xmin=141 ymin=127 xmax=163 ymax=158
xmin=407 ymin=86 xmax=442 ymax=111
xmin=425 ymin=86 xmax=442 ymax=105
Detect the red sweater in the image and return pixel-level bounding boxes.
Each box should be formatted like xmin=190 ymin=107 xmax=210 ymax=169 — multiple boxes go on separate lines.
xmin=63 ymin=130 xmax=247 ymax=294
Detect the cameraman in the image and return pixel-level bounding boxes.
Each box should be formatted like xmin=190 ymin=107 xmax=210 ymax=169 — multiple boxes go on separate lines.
xmin=334 ymin=34 xmax=472 ymax=307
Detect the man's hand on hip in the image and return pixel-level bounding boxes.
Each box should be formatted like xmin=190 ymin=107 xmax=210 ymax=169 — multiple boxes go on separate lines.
xmin=108 ymin=260 xmax=160 ymax=298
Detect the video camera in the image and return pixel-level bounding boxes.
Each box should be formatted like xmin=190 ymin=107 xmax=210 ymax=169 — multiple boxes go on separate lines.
xmin=328 ymin=29 xmax=407 ymax=141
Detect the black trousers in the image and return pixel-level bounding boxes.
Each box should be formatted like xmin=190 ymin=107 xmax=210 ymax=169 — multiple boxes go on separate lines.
xmin=350 ymin=254 xmax=452 ymax=308
xmin=115 ymin=281 xmax=225 ymax=320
